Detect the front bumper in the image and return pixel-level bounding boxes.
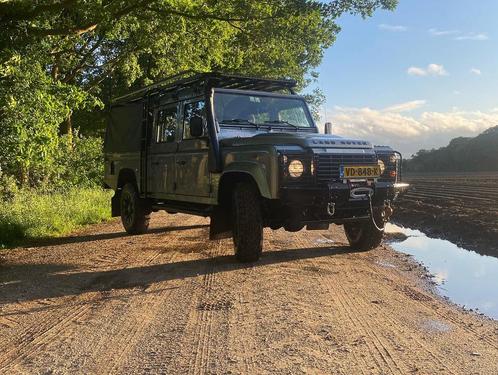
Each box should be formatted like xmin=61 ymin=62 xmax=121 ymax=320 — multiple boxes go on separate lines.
xmin=279 ymin=181 xmax=408 ymax=223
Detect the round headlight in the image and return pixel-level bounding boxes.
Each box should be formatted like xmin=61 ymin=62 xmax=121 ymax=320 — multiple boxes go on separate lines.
xmin=378 ymin=160 xmax=386 ymax=174
xmin=389 ymin=154 xmax=398 ymax=164
xmin=288 ymin=160 xmax=304 ymax=178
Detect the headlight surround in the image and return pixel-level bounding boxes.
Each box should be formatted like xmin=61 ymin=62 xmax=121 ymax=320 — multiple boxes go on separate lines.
xmin=288 ymin=160 xmax=305 ymax=178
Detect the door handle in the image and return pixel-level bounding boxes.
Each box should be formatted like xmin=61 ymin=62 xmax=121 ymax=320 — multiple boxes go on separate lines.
xmin=176 ymin=160 xmax=186 ymax=166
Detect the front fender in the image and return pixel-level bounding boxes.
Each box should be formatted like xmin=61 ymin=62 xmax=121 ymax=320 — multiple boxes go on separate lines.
xmin=222 ymin=161 xmax=274 ymax=199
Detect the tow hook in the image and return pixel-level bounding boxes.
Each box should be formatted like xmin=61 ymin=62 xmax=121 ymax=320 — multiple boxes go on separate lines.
xmin=384 ymin=202 xmax=394 ymax=220
xmin=327 ymin=202 xmax=335 ymax=216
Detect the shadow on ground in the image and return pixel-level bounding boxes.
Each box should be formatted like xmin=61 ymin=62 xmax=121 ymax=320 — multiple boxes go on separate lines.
xmin=23 ymin=224 xmax=210 ymax=248
xmin=0 ymin=243 xmax=358 ymax=308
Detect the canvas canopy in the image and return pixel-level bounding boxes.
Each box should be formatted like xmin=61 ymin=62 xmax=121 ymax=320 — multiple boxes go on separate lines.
xmin=105 ymin=100 xmax=143 ymax=153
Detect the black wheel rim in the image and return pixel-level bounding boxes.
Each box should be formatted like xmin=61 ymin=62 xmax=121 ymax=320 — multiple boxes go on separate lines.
xmin=121 ymin=192 xmax=134 ymax=227
xmin=348 ymin=225 xmax=364 ymax=243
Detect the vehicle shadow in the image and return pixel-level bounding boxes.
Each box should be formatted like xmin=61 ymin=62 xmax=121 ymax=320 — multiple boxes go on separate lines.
xmin=0 ymin=245 xmax=358 ymax=308
xmin=23 ymin=224 xmax=210 ymax=248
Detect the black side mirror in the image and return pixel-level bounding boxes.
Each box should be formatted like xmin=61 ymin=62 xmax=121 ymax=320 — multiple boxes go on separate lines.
xmin=189 ymin=116 xmax=204 ymax=138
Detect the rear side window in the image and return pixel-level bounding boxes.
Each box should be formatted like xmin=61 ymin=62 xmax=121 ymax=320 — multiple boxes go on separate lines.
xmin=183 ymin=100 xmax=205 ymax=139
xmin=156 ymin=105 xmax=178 ymax=143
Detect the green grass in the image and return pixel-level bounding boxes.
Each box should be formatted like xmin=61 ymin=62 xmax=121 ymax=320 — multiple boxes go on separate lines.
xmin=0 ymin=188 xmax=113 ymax=248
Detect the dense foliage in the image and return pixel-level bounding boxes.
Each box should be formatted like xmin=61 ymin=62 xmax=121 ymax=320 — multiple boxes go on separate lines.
xmin=404 ymin=126 xmax=498 ymax=173
xmin=1 ymin=0 xmax=397 ymax=189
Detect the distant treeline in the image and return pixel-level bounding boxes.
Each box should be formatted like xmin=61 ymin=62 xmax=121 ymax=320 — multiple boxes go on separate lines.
xmin=404 ymin=126 xmax=498 ymax=173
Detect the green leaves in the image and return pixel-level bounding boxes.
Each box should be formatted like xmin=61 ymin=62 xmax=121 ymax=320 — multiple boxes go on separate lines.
xmin=0 ymin=0 xmax=398 ymax=187
xmin=0 ymin=50 xmax=100 ymax=186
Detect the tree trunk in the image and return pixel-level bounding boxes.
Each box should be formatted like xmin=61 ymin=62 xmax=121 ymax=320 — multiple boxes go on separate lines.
xmin=60 ymin=114 xmax=73 ymax=148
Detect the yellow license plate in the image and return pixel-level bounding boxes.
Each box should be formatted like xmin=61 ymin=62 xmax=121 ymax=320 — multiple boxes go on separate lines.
xmin=341 ymin=165 xmax=381 ymax=179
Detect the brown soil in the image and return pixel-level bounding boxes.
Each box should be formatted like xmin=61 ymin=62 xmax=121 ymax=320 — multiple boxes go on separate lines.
xmin=393 ymin=174 xmax=498 ymax=257
xmin=1 ymin=212 xmax=497 ymax=374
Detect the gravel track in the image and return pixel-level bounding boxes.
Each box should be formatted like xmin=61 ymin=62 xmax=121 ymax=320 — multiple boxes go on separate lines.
xmin=1 ymin=212 xmax=497 ymax=374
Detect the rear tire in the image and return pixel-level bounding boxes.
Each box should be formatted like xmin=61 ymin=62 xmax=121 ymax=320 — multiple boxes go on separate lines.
xmin=232 ymin=183 xmax=263 ymax=262
xmin=344 ymin=218 xmax=384 ymax=251
xmin=120 ymin=183 xmax=151 ymax=235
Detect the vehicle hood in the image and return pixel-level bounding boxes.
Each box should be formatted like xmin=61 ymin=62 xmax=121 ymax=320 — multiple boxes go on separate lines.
xmin=219 ymin=131 xmax=373 ymax=150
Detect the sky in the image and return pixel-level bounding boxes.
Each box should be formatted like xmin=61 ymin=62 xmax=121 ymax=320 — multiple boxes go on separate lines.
xmin=316 ymin=0 xmax=498 ymax=157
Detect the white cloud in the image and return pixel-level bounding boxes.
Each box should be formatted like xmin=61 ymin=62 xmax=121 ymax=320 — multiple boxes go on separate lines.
xmin=407 ymin=64 xmax=448 ymax=77
xmin=454 ymin=32 xmax=489 ymax=41
xmin=323 ymin=102 xmax=498 ymax=156
xmin=379 ymin=24 xmax=408 ymax=32
xmin=428 ymin=29 xmax=489 ymax=41
xmin=383 ymin=100 xmax=426 ymax=113
xmin=470 ymin=68 xmax=482 ymax=75
xmin=407 ymin=66 xmax=427 ymax=76
xmin=429 ymin=28 xmax=460 ymax=36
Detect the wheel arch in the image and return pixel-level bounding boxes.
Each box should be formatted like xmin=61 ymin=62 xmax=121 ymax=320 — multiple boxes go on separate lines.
xmin=218 ymin=170 xmax=265 ymax=208
xmin=218 ymin=163 xmax=272 ymax=204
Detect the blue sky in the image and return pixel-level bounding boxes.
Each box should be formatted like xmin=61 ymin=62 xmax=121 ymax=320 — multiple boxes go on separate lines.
xmin=316 ymin=0 xmax=498 ymax=156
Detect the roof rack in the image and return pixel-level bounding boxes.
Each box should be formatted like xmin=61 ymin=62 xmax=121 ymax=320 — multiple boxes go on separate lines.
xmin=112 ymin=72 xmax=297 ymax=103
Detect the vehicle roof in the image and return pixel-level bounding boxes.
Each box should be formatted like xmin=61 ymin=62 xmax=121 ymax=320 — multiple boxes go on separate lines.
xmin=112 ymin=71 xmax=298 ymax=104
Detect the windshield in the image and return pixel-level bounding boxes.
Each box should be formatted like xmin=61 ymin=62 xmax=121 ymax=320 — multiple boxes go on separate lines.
xmin=214 ymin=92 xmax=314 ymax=128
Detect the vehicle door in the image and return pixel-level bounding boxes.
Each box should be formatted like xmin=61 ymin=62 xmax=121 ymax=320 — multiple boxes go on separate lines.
xmin=147 ymin=103 xmax=179 ymax=197
xmin=175 ymin=99 xmax=211 ymax=197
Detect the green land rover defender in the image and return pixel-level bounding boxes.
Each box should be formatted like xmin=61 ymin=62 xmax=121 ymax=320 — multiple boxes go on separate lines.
xmin=104 ymin=73 xmax=408 ymax=262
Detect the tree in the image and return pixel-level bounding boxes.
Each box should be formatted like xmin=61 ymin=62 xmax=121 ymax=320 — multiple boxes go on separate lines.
xmin=0 ymin=0 xmax=398 ymax=185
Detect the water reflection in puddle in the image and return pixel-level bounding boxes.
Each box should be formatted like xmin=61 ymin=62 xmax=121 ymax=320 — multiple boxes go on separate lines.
xmin=386 ymin=223 xmax=498 ymax=320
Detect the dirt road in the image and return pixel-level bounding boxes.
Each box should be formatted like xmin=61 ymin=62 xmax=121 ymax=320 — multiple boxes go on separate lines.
xmin=1 ymin=213 xmax=497 ymax=374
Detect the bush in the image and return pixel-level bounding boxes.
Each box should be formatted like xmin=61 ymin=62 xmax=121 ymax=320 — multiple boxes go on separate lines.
xmin=0 ymin=168 xmax=19 ymax=201
xmin=0 ymin=188 xmax=112 ymax=248
xmin=54 ymin=133 xmax=104 ymax=189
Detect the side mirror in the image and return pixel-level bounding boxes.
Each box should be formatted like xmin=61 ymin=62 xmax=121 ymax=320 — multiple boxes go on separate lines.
xmin=189 ymin=116 xmax=204 ymax=138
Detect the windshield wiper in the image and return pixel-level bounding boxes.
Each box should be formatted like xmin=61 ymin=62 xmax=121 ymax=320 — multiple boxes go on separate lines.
xmin=221 ymin=118 xmax=258 ymax=127
xmin=264 ymin=120 xmax=300 ymax=130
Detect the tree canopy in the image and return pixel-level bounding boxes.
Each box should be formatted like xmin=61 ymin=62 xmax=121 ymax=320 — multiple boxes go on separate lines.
xmin=0 ymin=0 xmax=398 ymax=185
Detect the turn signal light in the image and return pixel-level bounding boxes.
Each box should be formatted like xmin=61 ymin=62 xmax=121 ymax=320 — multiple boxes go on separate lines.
xmin=389 ymin=170 xmax=397 ymax=178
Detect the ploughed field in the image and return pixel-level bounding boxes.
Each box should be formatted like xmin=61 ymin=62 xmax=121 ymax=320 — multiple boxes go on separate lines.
xmin=1 ymin=213 xmax=498 ymax=374
xmin=393 ymin=172 xmax=498 ymax=256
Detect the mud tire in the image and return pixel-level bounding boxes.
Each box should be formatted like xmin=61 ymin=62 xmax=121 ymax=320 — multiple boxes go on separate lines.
xmin=120 ymin=183 xmax=151 ymax=235
xmin=344 ymin=218 xmax=384 ymax=251
xmin=232 ymin=183 xmax=263 ymax=262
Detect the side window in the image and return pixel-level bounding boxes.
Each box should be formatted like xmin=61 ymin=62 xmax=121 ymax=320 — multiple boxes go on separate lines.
xmin=183 ymin=100 xmax=206 ymax=139
xmin=156 ymin=105 xmax=178 ymax=143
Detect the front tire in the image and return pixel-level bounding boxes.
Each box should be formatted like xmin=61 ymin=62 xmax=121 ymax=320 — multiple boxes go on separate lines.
xmin=344 ymin=218 xmax=384 ymax=251
xmin=232 ymin=183 xmax=263 ymax=262
xmin=120 ymin=183 xmax=151 ymax=235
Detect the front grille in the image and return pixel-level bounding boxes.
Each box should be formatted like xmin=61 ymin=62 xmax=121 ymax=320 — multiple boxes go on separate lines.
xmin=316 ymin=154 xmax=377 ymax=184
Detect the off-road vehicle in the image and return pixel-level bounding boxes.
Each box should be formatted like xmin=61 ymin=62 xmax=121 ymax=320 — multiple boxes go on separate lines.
xmin=104 ymin=73 xmax=408 ymax=262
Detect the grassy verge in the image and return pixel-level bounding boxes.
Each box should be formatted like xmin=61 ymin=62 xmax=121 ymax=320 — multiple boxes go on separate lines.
xmin=0 ymin=188 xmax=113 ymax=248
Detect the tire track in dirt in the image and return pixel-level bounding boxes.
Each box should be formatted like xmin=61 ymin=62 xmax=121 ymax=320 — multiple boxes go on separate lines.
xmin=305 ymin=253 xmax=400 ymax=373
xmin=82 ymin=217 xmax=205 ymax=374
xmin=293 ymin=232 xmax=399 ymax=374
xmin=345 ymin=263 xmax=459 ymax=374
xmin=0 ymin=216 xmax=199 ymax=373
xmin=308 ymin=241 xmax=459 ymax=374
xmin=2 ymin=213 xmax=498 ymax=374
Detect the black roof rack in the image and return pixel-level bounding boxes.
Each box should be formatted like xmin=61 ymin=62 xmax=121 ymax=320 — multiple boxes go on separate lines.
xmin=112 ymin=72 xmax=297 ymax=104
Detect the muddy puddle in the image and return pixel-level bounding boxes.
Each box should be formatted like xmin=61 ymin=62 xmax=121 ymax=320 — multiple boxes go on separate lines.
xmin=386 ymin=223 xmax=498 ymax=320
